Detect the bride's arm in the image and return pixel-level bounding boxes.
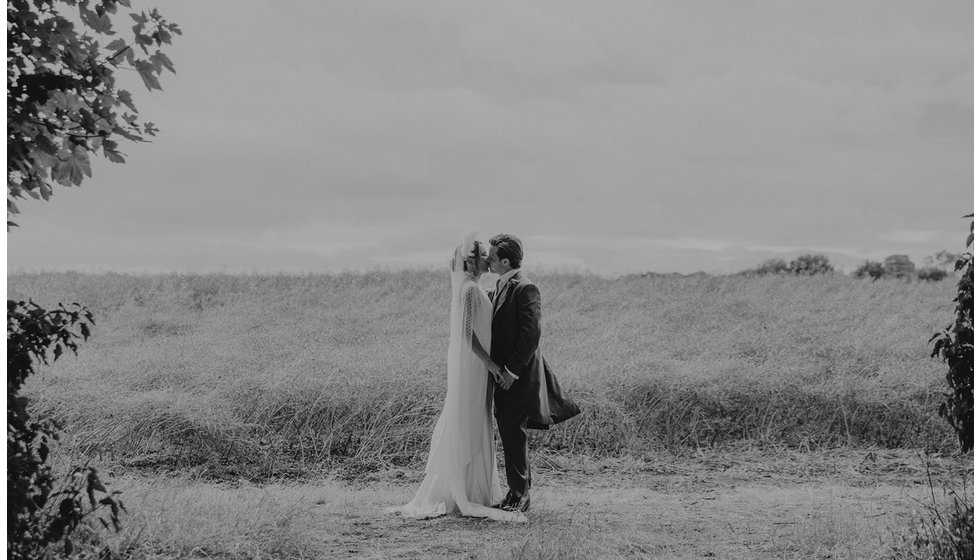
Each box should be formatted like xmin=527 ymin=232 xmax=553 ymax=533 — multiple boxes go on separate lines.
xmin=470 ymin=336 xmax=492 ymax=366
xmin=472 ymin=333 xmax=504 ymax=383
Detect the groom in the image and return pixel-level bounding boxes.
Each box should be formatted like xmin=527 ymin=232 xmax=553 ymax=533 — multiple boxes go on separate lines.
xmin=486 ymin=233 xmax=581 ymax=513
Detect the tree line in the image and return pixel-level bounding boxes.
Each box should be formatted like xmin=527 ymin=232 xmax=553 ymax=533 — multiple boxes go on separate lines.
xmin=744 ymin=250 xmax=958 ymax=281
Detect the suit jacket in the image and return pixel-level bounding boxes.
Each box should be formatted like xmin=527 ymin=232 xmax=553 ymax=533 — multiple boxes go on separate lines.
xmin=490 ymin=270 xmax=581 ymax=430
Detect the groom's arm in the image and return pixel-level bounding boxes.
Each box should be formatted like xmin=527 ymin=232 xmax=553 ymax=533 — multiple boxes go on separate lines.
xmin=503 ymin=283 xmax=542 ymax=376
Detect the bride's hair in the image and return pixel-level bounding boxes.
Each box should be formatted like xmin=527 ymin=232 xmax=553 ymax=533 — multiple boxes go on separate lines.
xmin=462 ymin=240 xmax=482 ymax=272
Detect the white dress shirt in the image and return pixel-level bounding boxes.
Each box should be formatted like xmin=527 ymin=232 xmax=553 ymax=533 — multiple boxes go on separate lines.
xmin=494 ymin=268 xmax=520 ymax=308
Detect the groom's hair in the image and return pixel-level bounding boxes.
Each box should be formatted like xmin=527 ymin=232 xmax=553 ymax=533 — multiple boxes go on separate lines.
xmin=489 ymin=234 xmax=523 ymax=268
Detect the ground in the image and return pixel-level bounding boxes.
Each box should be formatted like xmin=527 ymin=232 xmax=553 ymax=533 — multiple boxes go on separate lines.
xmin=110 ymin=447 xmax=972 ymax=559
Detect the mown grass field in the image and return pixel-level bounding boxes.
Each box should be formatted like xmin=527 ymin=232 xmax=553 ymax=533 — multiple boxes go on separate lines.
xmin=8 ymin=270 xmax=970 ymax=558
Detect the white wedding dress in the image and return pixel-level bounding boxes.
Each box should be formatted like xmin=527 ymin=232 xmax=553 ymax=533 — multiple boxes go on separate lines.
xmin=385 ymin=236 xmax=527 ymax=523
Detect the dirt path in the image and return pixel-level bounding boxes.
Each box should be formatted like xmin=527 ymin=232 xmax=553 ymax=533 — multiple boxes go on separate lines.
xmin=300 ymin=449 xmax=972 ymax=559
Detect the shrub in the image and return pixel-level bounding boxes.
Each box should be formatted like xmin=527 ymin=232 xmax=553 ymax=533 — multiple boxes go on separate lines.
xmin=853 ymin=260 xmax=885 ymax=280
xmin=884 ymin=254 xmax=916 ymax=281
xmin=789 ymin=254 xmax=834 ymax=275
xmin=930 ymin=216 xmax=974 ymax=453
xmin=893 ymin=462 xmax=973 ymax=560
xmin=7 ymin=301 xmax=123 ymax=559
xmin=918 ymin=268 xmax=950 ymax=282
xmin=924 ymin=250 xmax=958 ymax=272
xmin=752 ymin=258 xmax=790 ymax=275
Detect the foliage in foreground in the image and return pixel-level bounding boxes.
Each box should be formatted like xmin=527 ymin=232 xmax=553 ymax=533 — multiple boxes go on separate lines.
xmin=7 ymin=300 xmax=123 ymax=558
xmin=7 ymin=0 xmax=180 ymax=227
xmin=8 ymin=0 xmax=180 ymax=555
xmin=930 ymin=215 xmax=974 ymax=453
xmin=892 ymin=461 xmax=973 ymax=560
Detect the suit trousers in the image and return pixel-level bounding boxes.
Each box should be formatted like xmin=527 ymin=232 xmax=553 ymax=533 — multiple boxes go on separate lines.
xmin=494 ymin=398 xmax=530 ymax=497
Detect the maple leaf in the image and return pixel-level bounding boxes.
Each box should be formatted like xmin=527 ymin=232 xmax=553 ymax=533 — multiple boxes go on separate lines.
xmin=103 ymin=147 xmax=126 ymax=164
xmin=31 ymin=148 xmax=61 ymax=169
xmin=53 ymin=147 xmax=93 ymax=186
xmin=156 ymin=27 xmax=173 ymax=45
xmin=117 ymin=89 xmax=137 ymax=112
xmin=134 ymin=60 xmax=161 ymax=91
xmin=106 ymin=38 xmax=127 ymax=52
xmin=102 ymin=138 xmax=126 ymax=163
xmin=82 ymin=10 xmax=114 ymax=35
xmin=151 ymin=51 xmax=175 ymax=73
xmin=49 ymin=90 xmax=85 ymax=113
xmin=105 ymin=38 xmax=130 ymax=64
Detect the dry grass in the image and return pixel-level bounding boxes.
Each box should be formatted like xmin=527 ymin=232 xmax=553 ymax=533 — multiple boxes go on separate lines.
xmin=57 ymin=447 xmax=969 ymax=560
xmin=99 ymin=477 xmax=320 ymax=559
xmin=890 ymin=457 xmax=974 ymax=560
xmin=782 ymin=490 xmax=898 ymax=559
xmin=9 ymin=270 xmax=956 ymax=481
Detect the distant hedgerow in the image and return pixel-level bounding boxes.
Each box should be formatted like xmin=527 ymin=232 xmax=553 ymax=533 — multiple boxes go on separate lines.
xmin=745 ymin=254 xmax=835 ymax=276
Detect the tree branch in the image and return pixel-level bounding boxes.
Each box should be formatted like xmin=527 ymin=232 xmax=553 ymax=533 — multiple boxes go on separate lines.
xmin=105 ymin=44 xmax=132 ymax=65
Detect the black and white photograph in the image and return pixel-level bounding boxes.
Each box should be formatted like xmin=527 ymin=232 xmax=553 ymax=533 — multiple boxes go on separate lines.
xmin=7 ymin=1 xmax=974 ymax=558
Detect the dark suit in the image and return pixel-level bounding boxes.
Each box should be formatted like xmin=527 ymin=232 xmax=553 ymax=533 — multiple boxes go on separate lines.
xmin=490 ymin=270 xmax=580 ymax=498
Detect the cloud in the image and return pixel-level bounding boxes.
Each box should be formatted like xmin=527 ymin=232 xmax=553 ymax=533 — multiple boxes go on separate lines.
xmin=6 ymin=1 xmax=973 ymax=276
xmin=878 ymin=230 xmax=947 ymax=244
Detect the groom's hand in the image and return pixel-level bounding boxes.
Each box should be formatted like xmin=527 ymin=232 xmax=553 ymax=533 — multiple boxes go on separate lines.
xmin=489 ymin=363 xmax=508 ymax=389
xmin=496 ymin=365 xmax=518 ymax=390
xmin=489 ymin=363 xmax=503 ymax=385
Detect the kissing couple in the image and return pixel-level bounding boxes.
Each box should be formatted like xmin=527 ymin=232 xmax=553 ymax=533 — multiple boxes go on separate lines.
xmin=386 ymin=233 xmax=581 ymax=523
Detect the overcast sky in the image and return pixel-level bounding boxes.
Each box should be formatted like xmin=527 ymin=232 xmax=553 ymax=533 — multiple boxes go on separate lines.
xmin=6 ymin=1 xmax=975 ymax=275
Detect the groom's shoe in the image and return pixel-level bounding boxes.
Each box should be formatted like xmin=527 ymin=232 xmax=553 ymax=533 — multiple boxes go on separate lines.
xmin=503 ymin=493 xmax=530 ymax=513
xmin=492 ymin=491 xmax=519 ymax=510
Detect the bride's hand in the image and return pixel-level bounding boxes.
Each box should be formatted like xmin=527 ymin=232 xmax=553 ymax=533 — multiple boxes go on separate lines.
xmin=488 ymin=362 xmax=504 ymax=385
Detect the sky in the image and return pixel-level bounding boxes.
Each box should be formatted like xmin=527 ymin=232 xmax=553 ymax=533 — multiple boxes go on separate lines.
xmin=6 ymin=1 xmax=975 ymax=276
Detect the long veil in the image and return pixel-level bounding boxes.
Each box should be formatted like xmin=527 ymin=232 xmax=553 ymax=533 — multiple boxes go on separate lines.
xmin=429 ymin=231 xmax=491 ymax=471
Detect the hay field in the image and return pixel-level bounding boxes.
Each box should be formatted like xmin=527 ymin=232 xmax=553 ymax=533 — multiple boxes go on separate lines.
xmin=9 ymin=270 xmax=956 ymax=476
xmin=8 ymin=270 xmax=968 ymax=559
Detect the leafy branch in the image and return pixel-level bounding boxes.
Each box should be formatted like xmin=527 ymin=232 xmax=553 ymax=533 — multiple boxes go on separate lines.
xmin=8 ymin=2 xmax=178 ymax=557
xmin=8 ymin=300 xmax=125 ymax=558
xmin=929 ymin=214 xmax=974 ymax=453
xmin=7 ymin=0 xmax=181 ymax=227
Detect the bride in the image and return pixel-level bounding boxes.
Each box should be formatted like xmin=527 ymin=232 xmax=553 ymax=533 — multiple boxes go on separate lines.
xmin=385 ymin=234 xmax=527 ymax=523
